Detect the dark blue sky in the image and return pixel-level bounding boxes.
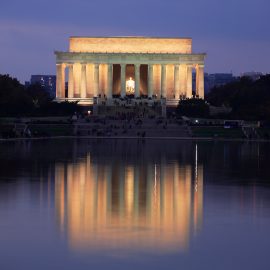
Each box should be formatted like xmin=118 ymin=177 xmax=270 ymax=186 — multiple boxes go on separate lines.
xmin=0 ymin=0 xmax=269 ymax=82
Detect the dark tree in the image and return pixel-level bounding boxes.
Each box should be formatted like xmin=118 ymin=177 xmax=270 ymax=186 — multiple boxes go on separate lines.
xmin=176 ymin=98 xmax=209 ymax=118
xmin=0 ymin=74 xmax=33 ymax=116
xmin=206 ymin=75 xmax=270 ymax=120
xmin=26 ymin=83 xmax=52 ymax=108
xmin=0 ymin=74 xmax=80 ymax=117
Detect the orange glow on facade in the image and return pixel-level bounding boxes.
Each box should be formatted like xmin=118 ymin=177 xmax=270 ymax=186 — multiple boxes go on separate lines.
xmin=55 ymin=36 xmax=206 ymax=104
xmin=69 ymin=37 xmax=192 ymax=54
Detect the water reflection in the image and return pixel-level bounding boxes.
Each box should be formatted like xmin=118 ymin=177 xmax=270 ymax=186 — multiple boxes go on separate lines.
xmin=54 ymin=144 xmax=203 ymax=253
xmin=1 ymin=140 xmax=270 ymax=269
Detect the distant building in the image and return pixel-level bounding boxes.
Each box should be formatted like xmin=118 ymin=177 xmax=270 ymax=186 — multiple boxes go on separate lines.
xmin=205 ymin=73 xmax=235 ymax=93
xmin=241 ymin=72 xmax=263 ymax=81
xmin=30 ymin=75 xmax=56 ymax=97
xmin=24 ymin=81 xmax=30 ymax=87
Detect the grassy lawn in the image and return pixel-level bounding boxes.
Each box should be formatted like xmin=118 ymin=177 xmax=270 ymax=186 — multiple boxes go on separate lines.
xmin=29 ymin=124 xmax=73 ymax=137
xmin=0 ymin=124 xmax=14 ymax=137
xmin=191 ymin=126 xmax=245 ymax=138
xmin=257 ymin=128 xmax=270 ymax=139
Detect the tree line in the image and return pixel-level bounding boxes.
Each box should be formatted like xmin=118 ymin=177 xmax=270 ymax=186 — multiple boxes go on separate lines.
xmin=206 ymin=75 xmax=270 ymax=120
xmin=177 ymin=75 xmax=270 ymax=120
xmin=0 ymin=74 xmax=79 ymax=117
xmin=1 ymin=73 xmax=270 ymax=120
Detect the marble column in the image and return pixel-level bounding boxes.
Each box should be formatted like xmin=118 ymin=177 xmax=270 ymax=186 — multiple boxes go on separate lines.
xmin=56 ymin=63 xmax=65 ymax=98
xmin=86 ymin=64 xmax=92 ymax=97
xmin=148 ymin=64 xmax=153 ymax=98
xmin=174 ymin=65 xmax=180 ymax=100
xmin=135 ymin=64 xmax=140 ymax=98
xmin=107 ymin=64 xmax=113 ymax=99
xmin=120 ymin=64 xmax=126 ymax=98
xmin=80 ymin=63 xmax=87 ymax=98
xmin=196 ymin=65 xmax=199 ymax=97
xmin=186 ymin=65 xmax=193 ymax=98
xmin=161 ymin=64 xmax=167 ymax=98
xmin=68 ymin=64 xmax=74 ymax=98
xmin=93 ymin=63 xmax=99 ymax=97
xmin=196 ymin=65 xmax=204 ymax=99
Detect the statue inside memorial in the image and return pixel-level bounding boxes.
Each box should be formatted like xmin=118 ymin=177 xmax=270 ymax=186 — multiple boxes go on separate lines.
xmin=126 ymin=77 xmax=135 ymax=95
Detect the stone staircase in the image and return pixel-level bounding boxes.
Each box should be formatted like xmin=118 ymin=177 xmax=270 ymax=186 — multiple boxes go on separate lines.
xmin=74 ymin=119 xmax=190 ymax=138
xmin=95 ymin=104 xmax=162 ymax=117
xmin=166 ymin=99 xmax=179 ymax=107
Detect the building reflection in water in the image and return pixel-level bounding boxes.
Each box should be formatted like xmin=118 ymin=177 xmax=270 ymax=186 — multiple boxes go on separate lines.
xmin=54 ymin=145 xmax=203 ymax=254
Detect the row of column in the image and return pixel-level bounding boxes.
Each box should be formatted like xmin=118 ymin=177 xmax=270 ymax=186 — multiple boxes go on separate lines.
xmin=67 ymin=63 xmax=101 ymax=99
xmin=56 ymin=63 xmax=204 ymax=100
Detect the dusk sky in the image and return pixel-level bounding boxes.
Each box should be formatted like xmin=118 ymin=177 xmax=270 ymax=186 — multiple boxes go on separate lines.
xmin=1 ymin=0 xmax=269 ymax=83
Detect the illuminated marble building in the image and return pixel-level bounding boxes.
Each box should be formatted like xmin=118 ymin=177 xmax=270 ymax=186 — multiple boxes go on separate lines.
xmin=55 ymin=37 xmax=206 ymax=106
xmin=54 ymin=150 xmax=203 ymax=253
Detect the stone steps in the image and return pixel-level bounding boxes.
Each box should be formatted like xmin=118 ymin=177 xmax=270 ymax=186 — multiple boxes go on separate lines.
xmin=74 ymin=122 xmax=190 ymax=137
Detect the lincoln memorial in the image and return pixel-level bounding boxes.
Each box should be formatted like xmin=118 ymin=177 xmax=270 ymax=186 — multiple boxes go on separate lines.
xmin=55 ymin=36 xmax=206 ymax=106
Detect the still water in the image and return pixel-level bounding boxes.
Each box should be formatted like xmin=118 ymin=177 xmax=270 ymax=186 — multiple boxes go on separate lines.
xmin=0 ymin=139 xmax=269 ymax=270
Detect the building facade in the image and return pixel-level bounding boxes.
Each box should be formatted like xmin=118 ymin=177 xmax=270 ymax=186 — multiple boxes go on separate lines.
xmin=55 ymin=37 xmax=206 ymax=106
xmin=206 ymin=73 xmax=235 ymax=92
xmin=241 ymin=72 xmax=263 ymax=81
xmin=30 ymin=75 xmax=56 ymax=97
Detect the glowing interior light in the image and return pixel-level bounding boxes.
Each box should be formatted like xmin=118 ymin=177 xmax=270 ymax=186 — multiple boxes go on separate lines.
xmin=126 ymin=77 xmax=135 ymax=95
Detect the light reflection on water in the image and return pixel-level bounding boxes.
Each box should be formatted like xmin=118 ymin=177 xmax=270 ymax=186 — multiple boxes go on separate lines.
xmin=54 ymin=153 xmax=203 ymax=254
xmin=0 ymin=139 xmax=270 ymax=270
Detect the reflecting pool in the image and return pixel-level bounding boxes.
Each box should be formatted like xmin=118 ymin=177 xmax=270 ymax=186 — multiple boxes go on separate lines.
xmin=0 ymin=139 xmax=269 ymax=269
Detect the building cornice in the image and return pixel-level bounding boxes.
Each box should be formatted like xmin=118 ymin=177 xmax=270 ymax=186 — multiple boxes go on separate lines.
xmin=54 ymin=51 xmax=206 ymax=65
xmin=69 ymin=36 xmax=193 ymax=40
